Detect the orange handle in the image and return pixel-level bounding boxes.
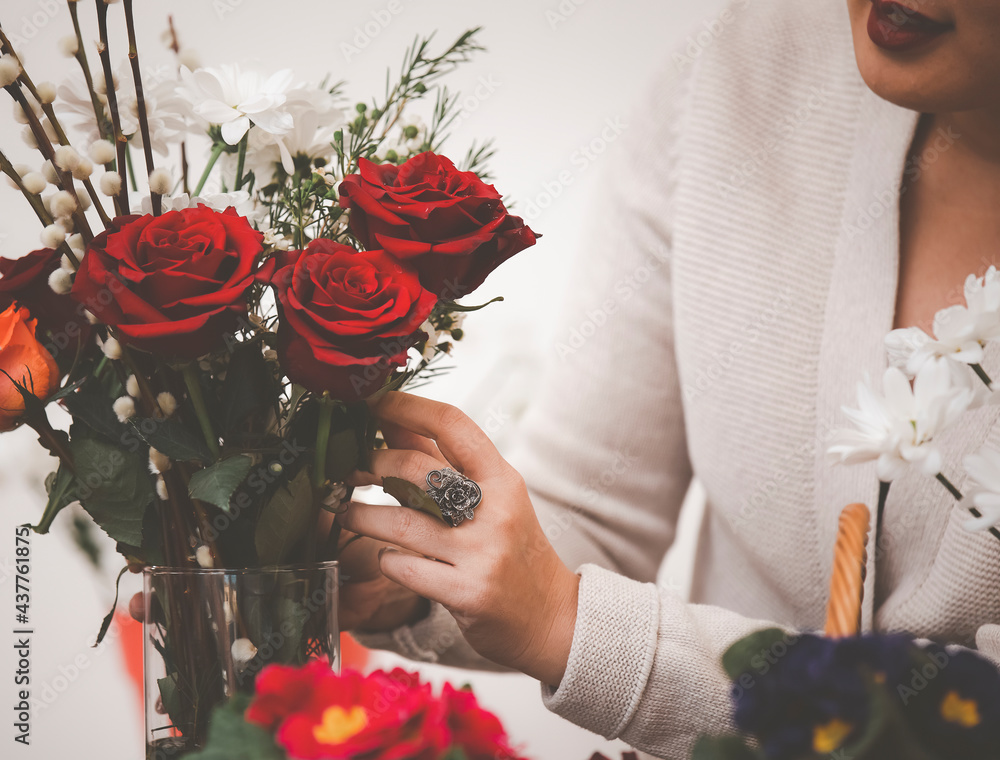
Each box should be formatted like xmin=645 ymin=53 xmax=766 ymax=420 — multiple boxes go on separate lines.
xmin=824 ymin=502 xmax=871 ymax=638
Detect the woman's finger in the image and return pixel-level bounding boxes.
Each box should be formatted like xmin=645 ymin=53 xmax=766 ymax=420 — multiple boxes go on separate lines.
xmin=380 ymin=418 xmax=445 ymax=461
xmin=347 ymin=447 xmax=447 ymax=489
xmin=370 ymin=391 xmax=504 ymax=480
xmin=377 ymin=547 xmax=457 ymax=604
xmin=336 ymin=501 xmax=457 ymax=563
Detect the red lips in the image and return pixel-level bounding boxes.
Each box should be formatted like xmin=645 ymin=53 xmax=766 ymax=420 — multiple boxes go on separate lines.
xmin=867 ymin=0 xmax=953 ymax=52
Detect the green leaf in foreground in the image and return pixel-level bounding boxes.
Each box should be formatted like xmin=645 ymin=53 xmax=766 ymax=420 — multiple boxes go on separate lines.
xmin=255 ymin=468 xmax=313 ymax=566
xmin=691 ymin=735 xmax=763 ymax=760
xmin=188 ymin=455 xmax=253 ymax=514
xmin=382 ymin=476 xmax=446 ymax=523
xmin=186 ymin=693 xmax=284 ymax=760
xmin=72 ymin=437 xmax=154 ymax=546
xmin=721 ymin=627 xmax=790 ymax=681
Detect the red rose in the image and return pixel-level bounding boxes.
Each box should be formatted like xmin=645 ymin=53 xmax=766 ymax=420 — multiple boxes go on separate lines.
xmin=256 ymin=239 xmax=436 ymax=402
xmin=0 ymin=248 xmax=91 ymax=361
xmin=70 ymin=205 xmax=263 ymax=359
xmin=339 ymin=152 xmax=537 ymax=299
xmin=246 ymin=663 xmax=448 ymax=760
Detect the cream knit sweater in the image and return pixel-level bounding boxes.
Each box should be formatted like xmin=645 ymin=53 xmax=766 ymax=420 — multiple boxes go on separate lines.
xmin=354 ymin=0 xmax=1000 ymax=757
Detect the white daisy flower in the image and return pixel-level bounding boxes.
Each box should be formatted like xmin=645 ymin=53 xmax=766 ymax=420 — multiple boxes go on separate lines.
xmin=178 ymin=65 xmax=294 ymax=145
xmin=962 ymin=447 xmax=1000 ymax=532
xmin=828 ymin=359 xmax=975 ymax=481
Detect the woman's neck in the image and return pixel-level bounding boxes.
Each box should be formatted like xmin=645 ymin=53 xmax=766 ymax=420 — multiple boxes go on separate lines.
xmin=929 ymin=107 xmax=1000 ymax=167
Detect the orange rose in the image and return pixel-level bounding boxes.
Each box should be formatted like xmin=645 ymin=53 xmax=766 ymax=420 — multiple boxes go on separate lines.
xmin=0 ymin=303 xmax=60 ymax=431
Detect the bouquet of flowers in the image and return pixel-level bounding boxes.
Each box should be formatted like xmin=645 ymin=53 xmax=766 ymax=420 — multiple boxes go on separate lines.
xmin=0 ymin=2 xmax=536 ymax=755
xmin=188 ymin=663 xmax=528 ymax=760
xmin=694 ymin=268 xmax=1000 ymax=758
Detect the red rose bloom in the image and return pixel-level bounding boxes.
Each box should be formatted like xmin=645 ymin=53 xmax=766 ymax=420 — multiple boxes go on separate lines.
xmin=339 ymin=152 xmax=537 ymax=299
xmin=0 ymin=248 xmax=91 ymax=360
xmin=246 ymin=663 xmax=448 ymax=760
xmin=256 ymin=239 xmax=437 ymax=402
xmin=70 ymin=206 xmax=263 ymax=359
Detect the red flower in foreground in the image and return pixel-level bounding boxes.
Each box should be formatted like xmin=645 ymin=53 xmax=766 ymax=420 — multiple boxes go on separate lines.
xmin=70 ymin=206 xmax=263 ymax=359
xmin=245 ymin=663 xmax=528 ymax=760
xmin=339 ymin=152 xmax=537 ymax=299
xmin=255 ymin=239 xmax=436 ymax=402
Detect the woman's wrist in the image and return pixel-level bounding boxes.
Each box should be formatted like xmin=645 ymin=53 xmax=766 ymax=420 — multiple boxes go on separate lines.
xmin=519 ymin=566 xmax=581 ymax=688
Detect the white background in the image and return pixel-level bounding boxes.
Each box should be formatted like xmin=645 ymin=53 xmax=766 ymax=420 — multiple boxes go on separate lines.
xmin=0 ymin=0 xmax=724 ymax=757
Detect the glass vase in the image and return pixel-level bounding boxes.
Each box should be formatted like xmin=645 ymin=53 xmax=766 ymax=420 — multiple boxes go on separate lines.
xmin=143 ymin=561 xmax=340 ymax=759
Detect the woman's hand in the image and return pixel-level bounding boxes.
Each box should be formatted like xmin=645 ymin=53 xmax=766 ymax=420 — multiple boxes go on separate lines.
xmin=336 ymin=390 xmax=580 ymax=687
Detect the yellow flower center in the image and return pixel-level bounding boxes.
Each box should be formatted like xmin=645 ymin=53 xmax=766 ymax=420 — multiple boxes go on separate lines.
xmin=941 ymin=691 xmax=981 ymax=728
xmin=312 ymin=705 xmax=368 ymax=746
xmin=812 ymin=718 xmax=853 ymax=753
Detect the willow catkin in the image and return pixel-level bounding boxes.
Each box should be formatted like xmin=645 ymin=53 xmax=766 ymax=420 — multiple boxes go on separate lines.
xmin=824 ymin=502 xmax=871 ymax=638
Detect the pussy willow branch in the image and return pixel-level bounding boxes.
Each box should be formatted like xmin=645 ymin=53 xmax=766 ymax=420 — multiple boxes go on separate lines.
xmin=0 ymin=147 xmax=55 ymax=228
xmin=95 ymin=0 xmax=129 ymax=215
xmin=67 ymin=0 xmax=110 ymax=145
xmin=0 ymin=26 xmax=111 ymax=227
xmin=165 ymin=15 xmax=190 ymax=194
xmin=122 ymin=0 xmax=160 ymax=215
xmin=3 ymin=82 xmax=92 ymax=255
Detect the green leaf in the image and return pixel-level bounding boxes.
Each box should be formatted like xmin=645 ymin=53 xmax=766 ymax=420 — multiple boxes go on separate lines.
xmin=440 ymin=295 xmax=503 ymax=313
xmin=62 ymin=388 xmax=126 ymax=443
xmin=691 ymin=736 xmax=763 ymax=760
xmin=255 ymin=468 xmax=313 ymax=566
xmin=94 ymin=566 xmax=128 ymax=647
xmin=48 ymin=376 xmax=86 ymax=403
xmin=382 ymin=476 xmax=446 ymax=523
xmin=127 ymin=416 xmax=213 ymax=464
xmin=186 ymin=694 xmax=284 ymax=760
xmin=188 ymin=455 xmax=253 ymax=515
xmin=721 ymin=628 xmax=790 ymax=681
xmin=32 ymin=464 xmax=77 ymax=534
xmin=222 ymin=342 xmax=276 ymax=434
xmin=71 ymin=437 xmax=155 ymax=546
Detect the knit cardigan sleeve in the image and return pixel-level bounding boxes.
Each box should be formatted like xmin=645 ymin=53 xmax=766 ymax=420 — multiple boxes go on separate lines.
xmin=354 ymin=48 xmax=792 ymax=757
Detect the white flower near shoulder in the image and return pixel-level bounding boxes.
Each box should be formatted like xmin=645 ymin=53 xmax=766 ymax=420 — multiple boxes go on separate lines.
xmin=827 ymin=359 xmax=975 ymax=481
xmin=962 ymin=447 xmax=1000 ymax=532
xmin=886 ymin=267 xmax=1000 ymax=378
xmin=178 ymin=65 xmax=294 ymax=145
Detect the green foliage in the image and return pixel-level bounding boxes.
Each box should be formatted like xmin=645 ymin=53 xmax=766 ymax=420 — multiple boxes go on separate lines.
xmin=128 ymin=416 xmax=214 ymax=464
xmin=691 ymin=736 xmax=763 ymax=760
xmin=188 ymin=455 xmax=253 ymax=514
xmin=382 ymin=475 xmax=446 ymax=523
xmin=222 ymin=342 xmax=277 ymax=436
xmin=721 ymin=628 xmax=789 ymax=681
xmin=71 ymin=435 xmax=154 ymax=546
xmin=185 ymin=694 xmax=284 ymax=760
xmin=255 ymin=467 xmax=314 ymax=566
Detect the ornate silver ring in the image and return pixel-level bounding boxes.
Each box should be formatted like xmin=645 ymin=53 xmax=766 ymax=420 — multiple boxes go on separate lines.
xmin=425 ymin=467 xmax=482 ymax=527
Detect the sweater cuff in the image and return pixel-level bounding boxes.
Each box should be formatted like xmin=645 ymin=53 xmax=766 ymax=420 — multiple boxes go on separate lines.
xmin=349 ymin=601 xmax=461 ymax=663
xmin=541 ymin=563 xmax=661 ymax=739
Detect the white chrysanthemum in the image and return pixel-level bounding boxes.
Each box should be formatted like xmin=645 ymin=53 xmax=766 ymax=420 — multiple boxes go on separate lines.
xmin=136 ymin=190 xmax=263 ymax=223
xmin=244 ymin=86 xmax=344 ymax=180
xmin=886 ymin=267 xmax=1000 ymax=379
xmin=113 ymin=395 xmax=136 ymax=423
xmin=962 ymin=447 xmax=1000 ymax=532
xmin=126 ymin=73 xmax=191 ymax=156
xmin=827 ymin=359 xmax=975 ymax=481
xmin=177 ymin=65 xmax=294 ymax=145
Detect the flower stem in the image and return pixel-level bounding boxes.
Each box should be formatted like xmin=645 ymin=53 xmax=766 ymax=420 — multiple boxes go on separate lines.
xmin=95 ymin=0 xmax=130 ymax=215
xmin=194 ymin=144 xmax=224 ymax=196
xmin=182 ymin=364 xmax=220 ymax=460
xmin=875 ymin=480 xmax=890 ymax=538
xmin=313 ymin=395 xmax=334 ymax=490
xmin=936 ymin=472 xmax=1000 ymax=543
xmin=971 ymin=363 xmax=994 ymax=390
xmin=123 ymin=0 xmax=160 ymax=216
xmin=234 ymin=133 xmax=248 ymax=191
